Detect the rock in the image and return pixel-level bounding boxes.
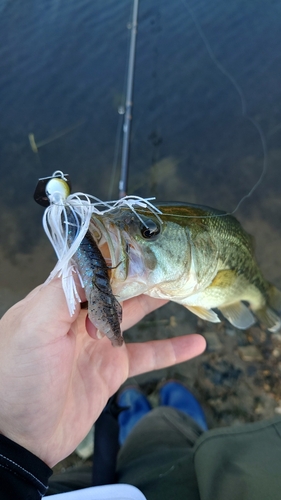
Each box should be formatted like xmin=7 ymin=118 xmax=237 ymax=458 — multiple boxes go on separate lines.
xmin=225 ymin=327 xmax=236 ymax=337
xmin=272 ymin=333 xmax=281 ymax=343
xmin=238 ymin=345 xmax=263 ymax=362
xmin=205 ymin=332 xmax=223 ymax=351
xmin=202 ymin=360 xmax=242 ymax=387
xmin=75 ymin=427 xmax=94 ymax=459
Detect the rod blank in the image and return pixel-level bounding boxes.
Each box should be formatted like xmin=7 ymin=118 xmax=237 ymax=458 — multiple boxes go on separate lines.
xmin=119 ymin=0 xmax=139 ymax=199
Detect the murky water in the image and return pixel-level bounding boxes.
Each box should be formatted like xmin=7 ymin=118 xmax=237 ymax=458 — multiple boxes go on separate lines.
xmin=1 ymin=0 xmax=281 ymax=316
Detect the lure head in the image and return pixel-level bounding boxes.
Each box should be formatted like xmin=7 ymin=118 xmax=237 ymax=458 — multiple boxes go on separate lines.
xmin=45 ymin=177 xmax=71 ymax=203
xmin=34 ymin=171 xmax=71 ymax=207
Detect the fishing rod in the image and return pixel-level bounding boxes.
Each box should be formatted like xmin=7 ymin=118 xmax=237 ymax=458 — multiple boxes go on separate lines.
xmin=118 ymin=0 xmax=139 ymax=199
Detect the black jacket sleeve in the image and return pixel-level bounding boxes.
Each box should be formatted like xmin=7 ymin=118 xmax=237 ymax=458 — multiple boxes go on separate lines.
xmin=0 ymin=434 xmax=53 ymax=499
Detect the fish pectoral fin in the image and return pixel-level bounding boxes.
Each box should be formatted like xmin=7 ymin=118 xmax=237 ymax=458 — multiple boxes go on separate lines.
xmin=254 ymin=306 xmax=281 ymax=333
xmin=218 ymin=302 xmax=255 ymax=329
xmin=185 ymin=305 xmax=221 ymax=323
xmin=267 ymin=284 xmax=281 ymax=312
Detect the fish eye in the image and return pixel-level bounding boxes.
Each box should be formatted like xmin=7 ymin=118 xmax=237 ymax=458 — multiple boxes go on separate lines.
xmin=140 ymin=219 xmax=161 ymax=239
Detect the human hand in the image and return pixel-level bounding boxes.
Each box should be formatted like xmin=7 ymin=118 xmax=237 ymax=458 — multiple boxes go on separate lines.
xmin=0 ymin=278 xmax=206 ymax=467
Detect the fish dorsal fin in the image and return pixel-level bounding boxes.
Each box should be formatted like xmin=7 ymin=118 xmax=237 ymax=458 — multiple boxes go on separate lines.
xmin=185 ymin=305 xmax=220 ymax=323
xmin=218 ymin=302 xmax=255 ymax=329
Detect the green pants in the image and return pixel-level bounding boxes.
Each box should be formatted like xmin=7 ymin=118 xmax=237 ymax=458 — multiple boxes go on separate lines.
xmin=48 ymin=408 xmax=281 ymax=500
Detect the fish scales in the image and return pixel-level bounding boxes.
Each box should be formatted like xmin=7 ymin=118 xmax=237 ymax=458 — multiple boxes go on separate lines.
xmin=89 ymin=202 xmax=281 ymax=333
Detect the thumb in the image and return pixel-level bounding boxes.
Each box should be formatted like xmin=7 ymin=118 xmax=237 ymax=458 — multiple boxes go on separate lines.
xmin=2 ymin=278 xmax=81 ymax=342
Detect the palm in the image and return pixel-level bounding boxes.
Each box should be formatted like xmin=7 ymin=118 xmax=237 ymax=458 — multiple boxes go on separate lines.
xmin=0 ymin=280 xmax=206 ymax=467
xmin=37 ymin=317 xmax=132 ymax=466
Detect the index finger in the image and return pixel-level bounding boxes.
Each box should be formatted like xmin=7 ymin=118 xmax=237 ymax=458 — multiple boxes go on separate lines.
xmin=127 ymin=334 xmax=206 ymax=377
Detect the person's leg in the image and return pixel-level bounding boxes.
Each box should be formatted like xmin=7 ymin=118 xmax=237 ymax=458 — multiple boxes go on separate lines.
xmin=48 ymin=383 xmax=207 ymax=498
xmin=194 ymin=415 xmax=281 ymax=500
xmin=117 ymin=383 xmax=207 ymax=500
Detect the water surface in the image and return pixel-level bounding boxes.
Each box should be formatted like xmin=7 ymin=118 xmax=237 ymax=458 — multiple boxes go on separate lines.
xmin=0 ymin=0 xmax=281 ymax=315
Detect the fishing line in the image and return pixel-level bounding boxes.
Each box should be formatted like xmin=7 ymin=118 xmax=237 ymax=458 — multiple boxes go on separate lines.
xmin=168 ymin=0 xmax=269 ymax=220
xmin=108 ymin=1 xmax=269 ymax=221
xmin=36 ymin=3 xmax=270 ymax=225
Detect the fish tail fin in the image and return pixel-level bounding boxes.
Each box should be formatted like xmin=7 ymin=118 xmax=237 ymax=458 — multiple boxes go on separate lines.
xmin=254 ymin=283 xmax=281 ymax=332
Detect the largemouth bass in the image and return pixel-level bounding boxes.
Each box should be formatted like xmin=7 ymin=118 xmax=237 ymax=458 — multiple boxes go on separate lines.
xmin=88 ymin=202 xmax=281 ymax=335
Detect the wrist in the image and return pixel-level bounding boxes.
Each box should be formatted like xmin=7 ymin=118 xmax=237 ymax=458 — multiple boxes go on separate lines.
xmin=0 ymin=434 xmax=52 ymax=496
xmin=0 ymin=428 xmax=49 ymax=467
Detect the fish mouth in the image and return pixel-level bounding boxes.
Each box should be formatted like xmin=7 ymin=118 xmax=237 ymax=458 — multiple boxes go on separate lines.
xmin=88 ymin=212 xmax=150 ymax=299
xmin=89 ymin=215 xmax=128 ymax=280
